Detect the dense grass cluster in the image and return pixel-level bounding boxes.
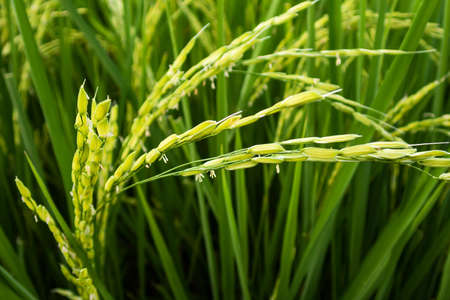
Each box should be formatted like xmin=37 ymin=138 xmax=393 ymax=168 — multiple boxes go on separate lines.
xmin=0 ymin=0 xmax=449 ymax=299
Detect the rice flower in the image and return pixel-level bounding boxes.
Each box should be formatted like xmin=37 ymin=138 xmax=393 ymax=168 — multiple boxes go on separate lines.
xmin=252 ymin=156 xmax=284 ymax=164
xmin=314 ymin=134 xmax=361 ymax=144
xmin=407 ymin=150 xmax=449 ymax=160
xmin=370 ymin=148 xmax=417 ymax=160
xmin=248 ymin=143 xmax=285 ymax=154
xmin=277 ymin=91 xmax=322 ymax=108
xmin=231 ymin=115 xmax=261 ymax=128
xmin=273 ymin=153 xmax=308 ymax=162
xmin=339 ymin=144 xmax=377 ymax=156
xmin=419 ymin=158 xmax=450 ymax=167
xmin=131 ymin=154 xmax=146 ymax=172
xmin=225 ymin=153 xmax=254 ymax=162
xmin=15 ymin=177 xmax=32 ymax=198
xmin=93 ymin=99 xmax=111 ymax=123
xmin=179 ymin=120 xmax=217 ymax=142
xmin=213 ymin=115 xmax=242 ymax=134
xmin=203 ymin=158 xmax=226 ymax=168
xmin=281 ymin=137 xmax=318 ymax=145
xmin=180 ymin=169 xmax=205 ymax=176
xmin=303 ymin=147 xmax=339 ymax=160
xmin=114 ymin=151 xmax=138 ymax=179
xmin=157 ymin=134 xmax=180 ymax=152
xmin=77 ymin=83 xmax=89 ymax=114
xmin=369 ymin=141 xmax=411 ymax=149
xmin=225 ymin=161 xmax=259 ymax=170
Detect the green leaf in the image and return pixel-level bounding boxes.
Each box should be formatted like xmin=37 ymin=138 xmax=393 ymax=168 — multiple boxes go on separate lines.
xmin=11 ymin=0 xmax=74 ymax=193
xmin=0 ymin=265 xmax=38 ymax=300
xmin=4 ymin=74 xmax=44 ymax=177
xmin=135 ymin=180 xmax=188 ymax=300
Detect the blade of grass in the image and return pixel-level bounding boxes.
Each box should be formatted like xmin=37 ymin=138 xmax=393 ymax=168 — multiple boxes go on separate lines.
xmin=196 ymin=184 xmax=220 ymax=300
xmin=234 ymin=132 xmax=249 ymax=277
xmin=276 ymin=161 xmax=302 ymax=299
xmin=4 ymin=74 xmax=44 ymax=181
xmin=0 ymin=265 xmax=38 ymax=300
xmin=57 ymin=0 xmax=123 ymax=88
xmin=365 ymin=0 xmax=387 ymax=106
xmin=437 ymin=247 xmax=450 ymax=300
xmin=328 ymin=0 xmax=342 ymax=84
xmin=11 ymin=0 xmax=74 ymax=194
xmin=57 ymin=0 xmax=138 ymax=118
xmin=136 ymin=188 xmax=146 ymax=299
xmin=0 ymin=227 xmax=36 ymax=297
xmin=237 ymin=0 xmax=284 ymax=109
xmin=288 ymin=1 xmax=441 ymax=297
xmin=348 ymin=164 xmax=370 ymax=279
xmin=374 ymin=181 xmax=446 ymax=299
xmin=134 ymin=180 xmax=188 ymax=300
xmin=0 ymin=280 xmax=22 ymax=300
xmin=220 ymin=169 xmax=250 ymax=300
xmin=401 ymin=219 xmax=450 ymax=299
xmin=0 ymin=70 xmax=14 ymax=155
xmin=342 ymin=171 xmax=442 ymax=300
xmin=355 ymin=0 xmax=366 ymax=102
xmin=432 ymin=0 xmax=449 ymax=115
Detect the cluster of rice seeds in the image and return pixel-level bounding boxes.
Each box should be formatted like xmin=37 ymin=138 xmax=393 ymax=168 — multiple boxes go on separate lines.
xmin=72 ymin=84 xmax=112 ymax=260
xmin=246 ymin=4 xmax=354 ymax=105
xmin=176 ymin=139 xmax=450 ymax=180
xmin=247 ymin=1 xmax=445 ymax=106
xmin=119 ymin=1 xmax=319 ymax=160
xmin=96 ymin=104 xmax=119 ymax=249
xmin=97 ymin=105 xmax=119 ymax=201
xmin=385 ymin=73 xmax=449 ymax=123
xmin=247 ymin=2 xmax=382 ymax=105
xmin=105 ymin=89 xmax=340 ymax=192
xmin=392 ymin=114 xmax=450 ymax=136
xmin=243 ymin=48 xmax=435 ymax=66
xmin=15 ymin=178 xmax=99 ymax=300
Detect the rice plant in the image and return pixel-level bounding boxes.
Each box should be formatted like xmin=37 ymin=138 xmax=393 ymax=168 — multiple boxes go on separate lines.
xmin=0 ymin=0 xmax=449 ymax=299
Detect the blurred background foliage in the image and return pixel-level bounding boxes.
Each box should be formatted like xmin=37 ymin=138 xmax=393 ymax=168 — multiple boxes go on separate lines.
xmin=0 ymin=0 xmax=449 ymax=299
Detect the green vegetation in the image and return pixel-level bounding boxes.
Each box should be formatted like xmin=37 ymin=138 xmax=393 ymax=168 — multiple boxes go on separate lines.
xmin=0 ymin=0 xmax=449 ymax=299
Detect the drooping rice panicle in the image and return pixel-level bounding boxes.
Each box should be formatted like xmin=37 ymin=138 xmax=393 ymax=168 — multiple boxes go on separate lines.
xmin=120 ymin=0 xmax=319 ymax=160
xmin=392 ymin=114 xmax=450 ymax=136
xmin=121 ymin=138 xmax=449 ymax=193
xmin=385 ymin=73 xmax=450 ymax=123
xmin=72 ymin=86 xmax=112 ymax=260
xmin=150 ymin=144 xmax=449 ymax=184
xmin=197 ymin=146 xmax=446 ymax=172
xmin=242 ymin=48 xmax=435 ymax=65
xmin=15 ymin=178 xmax=99 ymax=300
xmin=15 ymin=178 xmax=77 ymax=269
xmin=105 ymin=89 xmax=340 ymax=191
